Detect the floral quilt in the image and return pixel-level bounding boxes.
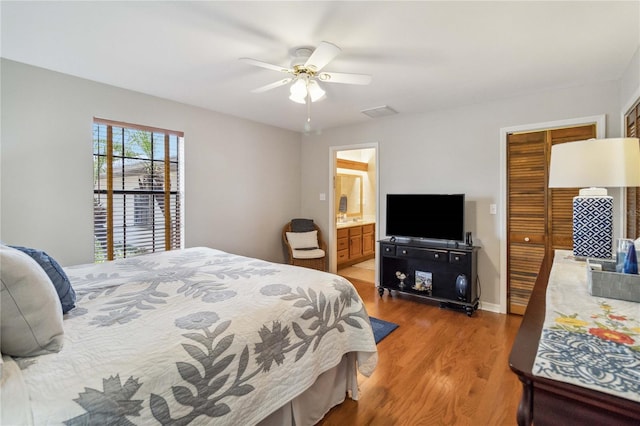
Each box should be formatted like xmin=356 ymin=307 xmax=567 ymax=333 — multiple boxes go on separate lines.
xmin=8 ymin=247 xmax=378 ymax=425
xmin=533 ymin=251 xmax=640 ymax=402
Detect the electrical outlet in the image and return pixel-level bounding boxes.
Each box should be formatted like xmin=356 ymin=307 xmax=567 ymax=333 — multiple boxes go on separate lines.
xmin=319 ymin=193 xmax=326 ymax=201
xmin=490 ymin=204 xmax=497 ymax=215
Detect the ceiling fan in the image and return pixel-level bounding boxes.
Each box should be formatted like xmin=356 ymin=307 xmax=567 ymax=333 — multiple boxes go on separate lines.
xmin=240 ymin=41 xmax=372 ymax=105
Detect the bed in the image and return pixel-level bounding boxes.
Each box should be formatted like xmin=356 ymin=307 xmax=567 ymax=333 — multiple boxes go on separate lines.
xmin=1 ymin=246 xmax=378 ymax=425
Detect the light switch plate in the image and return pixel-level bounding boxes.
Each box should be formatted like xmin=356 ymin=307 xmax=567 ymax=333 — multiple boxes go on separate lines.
xmin=319 ymin=193 xmax=326 ymax=201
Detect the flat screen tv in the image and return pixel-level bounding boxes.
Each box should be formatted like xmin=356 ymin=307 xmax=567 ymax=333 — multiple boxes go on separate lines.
xmin=386 ymin=194 xmax=465 ymax=241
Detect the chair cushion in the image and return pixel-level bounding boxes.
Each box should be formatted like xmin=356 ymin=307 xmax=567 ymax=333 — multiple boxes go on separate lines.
xmin=286 ymin=230 xmax=320 ymax=250
xmin=0 ymin=245 xmax=64 ymax=357
xmin=292 ymin=248 xmax=326 ymax=259
xmin=290 ymin=218 xmax=315 ymax=232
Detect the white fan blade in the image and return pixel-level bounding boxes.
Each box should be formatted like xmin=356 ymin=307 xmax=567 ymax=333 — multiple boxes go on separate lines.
xmin=304 ymin=41 xmax=341 ymax=72
xmin=240 ymin=58 xmax=292 ymax=74
xmin=317 ymin=72 xmax=372 ymax=85
xmin=251 ymin=78 xmax=292 ymax=93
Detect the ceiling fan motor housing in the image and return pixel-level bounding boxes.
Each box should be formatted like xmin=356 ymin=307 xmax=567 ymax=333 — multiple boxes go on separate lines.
xmin=290 ymin=47 xmax=314 ymax=68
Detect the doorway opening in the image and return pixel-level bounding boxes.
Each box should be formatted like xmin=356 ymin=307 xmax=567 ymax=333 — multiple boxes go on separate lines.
xmin=329 ymin=145 xmax=378 ymax=285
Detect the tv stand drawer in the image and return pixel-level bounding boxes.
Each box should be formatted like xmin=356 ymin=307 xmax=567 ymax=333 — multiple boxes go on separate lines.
xmin=397 ymin=247 xmax=448 ymax=263
xmin=449 ymin=251 xmax=470 ymax=265
xmin=381 ymin=244 xmax=396 ymax=256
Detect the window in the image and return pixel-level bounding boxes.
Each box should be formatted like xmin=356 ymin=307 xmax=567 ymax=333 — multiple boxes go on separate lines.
xmin=93 ymin=119 xmax=183 ymax=262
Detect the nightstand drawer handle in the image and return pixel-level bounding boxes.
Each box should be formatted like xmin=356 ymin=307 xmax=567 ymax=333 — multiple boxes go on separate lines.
xmin=434 ymin=254 xmax=439 ymax=258
xmin=402 ymin=250 xmax=407 ymax=254
xmin=524 ymin=237 xmax=530 ymax=242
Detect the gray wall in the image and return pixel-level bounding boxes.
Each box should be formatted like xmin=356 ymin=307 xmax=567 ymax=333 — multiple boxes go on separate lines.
xmin=300 ymin=80 xmax=627 ymax=310
xmin=1 ymin=59 xmax=302 ymax=266
xmin=621 ymin=46 xmax=640 ymax=114
xmin=2 ymin=56 xmax=638 ymax=311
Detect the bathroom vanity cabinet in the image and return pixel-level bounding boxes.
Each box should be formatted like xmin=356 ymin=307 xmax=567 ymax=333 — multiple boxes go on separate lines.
xmin=337 ymin=222 xmax=375 ymax=267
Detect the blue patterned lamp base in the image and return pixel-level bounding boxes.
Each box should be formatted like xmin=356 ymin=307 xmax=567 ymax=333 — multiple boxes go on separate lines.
xmin=573 ymin=196 xmax=613 ymax=259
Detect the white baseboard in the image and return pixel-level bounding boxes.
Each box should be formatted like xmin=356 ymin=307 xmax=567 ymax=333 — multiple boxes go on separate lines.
xmin=479 ymin=301 xmax=502 ymax=314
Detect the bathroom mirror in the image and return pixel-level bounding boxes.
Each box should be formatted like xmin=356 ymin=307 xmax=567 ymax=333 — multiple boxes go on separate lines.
xmin=336 ymin=173 xmax=363 ymax=218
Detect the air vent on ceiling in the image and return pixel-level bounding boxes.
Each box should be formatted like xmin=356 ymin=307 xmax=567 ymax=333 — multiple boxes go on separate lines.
xmin=361 ymin=105 xmax=398 ymax=118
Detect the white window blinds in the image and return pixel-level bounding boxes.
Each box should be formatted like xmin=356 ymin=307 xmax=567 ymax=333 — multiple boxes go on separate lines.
xmin=93 ymin=119 xmax=183 ymax=262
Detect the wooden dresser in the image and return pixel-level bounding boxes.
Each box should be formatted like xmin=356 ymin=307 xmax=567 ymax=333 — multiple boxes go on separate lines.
xmin=337 ymin=222 xmax=375 ymax=267
xmin=509 ymin=252 xmax=640 ymax=425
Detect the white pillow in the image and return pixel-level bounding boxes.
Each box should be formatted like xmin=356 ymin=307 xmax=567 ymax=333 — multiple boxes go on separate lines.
xmin=1 ymin=354 xmax=32 ymax=425
xmin=0 ymin=245 xmax=64 ymax=357
xmin=286 ymin=231 xmax=319 ymax=250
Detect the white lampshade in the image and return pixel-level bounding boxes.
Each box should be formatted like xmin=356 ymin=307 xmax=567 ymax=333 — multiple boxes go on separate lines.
xmin=289 ymin=74 xmax=326 ymax=104
xmin=548 ymin=138 xmax=640 ymax=191
xmin=289 ymin=78 xmax=307 ymax=104
xmin=307 ymin=80 xmax=326 ymax=102
xmin=548 ymin=137 xmax=640 ymax=259
xmin=289 ymin=92 xmax=306 ymax=104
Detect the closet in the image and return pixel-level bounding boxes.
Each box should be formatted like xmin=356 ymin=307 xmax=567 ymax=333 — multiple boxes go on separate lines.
xmin=507 ymin=124 xmax=596 ymax=315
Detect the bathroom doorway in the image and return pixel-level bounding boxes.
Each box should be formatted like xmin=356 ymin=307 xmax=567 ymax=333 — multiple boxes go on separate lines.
xmin=329 ymin=144 xmax=378 ymax=285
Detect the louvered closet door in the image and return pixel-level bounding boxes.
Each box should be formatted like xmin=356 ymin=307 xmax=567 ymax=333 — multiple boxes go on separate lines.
xmin=508 ymin=131 xmax=547 ymax=315
xmin=626 ymin=101 xmax=640 ymax=239
xmin=507 ymin=124 xmax=596 ymax=315
xmin=547 ymin=126 xmax=596 ymax=250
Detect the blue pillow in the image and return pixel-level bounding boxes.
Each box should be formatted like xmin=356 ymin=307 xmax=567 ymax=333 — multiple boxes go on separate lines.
xmin=9 ymin=246 xmax=76 ymax=314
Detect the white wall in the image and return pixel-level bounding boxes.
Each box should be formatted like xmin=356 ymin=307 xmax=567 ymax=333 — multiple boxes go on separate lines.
xmin=4 ymin=55 xmax=636 ymax=310
xmin=1 ymin=59 xmax=302 ymax=266
xmin=621 ymin=46 xmax=640 ymax=115
xmin=300 ymin=80 xmax=624 ymax=309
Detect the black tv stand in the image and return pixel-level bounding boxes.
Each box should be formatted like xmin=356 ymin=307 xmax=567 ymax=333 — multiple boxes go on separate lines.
xmin=378 ymin=237 xmax=479 ymax=316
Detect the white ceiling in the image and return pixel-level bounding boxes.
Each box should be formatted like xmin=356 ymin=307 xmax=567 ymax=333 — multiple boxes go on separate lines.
xmin=2 ymin=1 xmax=639 ymax=133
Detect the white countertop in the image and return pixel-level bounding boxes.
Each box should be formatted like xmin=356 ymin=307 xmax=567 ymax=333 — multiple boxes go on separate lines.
xmin=336 ymin=219 xmax=375 ymax=229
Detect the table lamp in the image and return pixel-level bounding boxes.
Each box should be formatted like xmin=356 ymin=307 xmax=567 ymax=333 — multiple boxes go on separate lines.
xmin=548 ymin=137 xmax=640 ymax=259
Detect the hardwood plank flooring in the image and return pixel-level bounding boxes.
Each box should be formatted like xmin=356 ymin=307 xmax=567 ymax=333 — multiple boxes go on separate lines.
xmin=318 ymin=275 xmax=523 ymax=426
xmin=338 ymin=264 xmax=376 ymax=283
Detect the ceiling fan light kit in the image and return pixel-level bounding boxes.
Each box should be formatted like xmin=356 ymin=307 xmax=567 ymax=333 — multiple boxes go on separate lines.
xmin=289 ymin=78 xmax=326 ymax=104
xmin=241 ymin=41 xmax=372 ymax=129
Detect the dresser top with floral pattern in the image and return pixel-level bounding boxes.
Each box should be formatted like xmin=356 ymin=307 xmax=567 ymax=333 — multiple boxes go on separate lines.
xmin=533 ymin=250 xmax=640 ymax=402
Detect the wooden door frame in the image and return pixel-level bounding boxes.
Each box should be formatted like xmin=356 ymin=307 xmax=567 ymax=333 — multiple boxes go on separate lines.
xmin=328 ymin=143 xmax=379 ymax=281
xmin=622 ymin=90 xmax=640 ymax=237
xmin=499 ymin=115 xmax=606 ymax=313
xmin=621 ymin=86 xmax=640 ymax=129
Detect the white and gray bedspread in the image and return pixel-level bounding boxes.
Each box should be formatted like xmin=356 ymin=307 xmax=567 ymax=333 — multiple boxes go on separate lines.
xmin=6 ymin=247 xmax=378 ymax=425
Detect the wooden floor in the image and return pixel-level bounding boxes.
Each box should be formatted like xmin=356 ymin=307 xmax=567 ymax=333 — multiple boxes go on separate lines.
xmin=319 ymin=269 xmax=524 ymax=426
xmin=338 ymin=263 xmax=376 ymax=283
